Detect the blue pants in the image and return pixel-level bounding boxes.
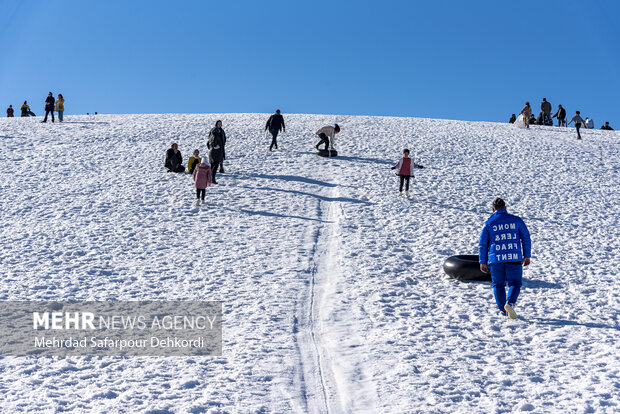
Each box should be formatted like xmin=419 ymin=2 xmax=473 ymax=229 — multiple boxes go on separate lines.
xmin=490 ymin=263 xmax=522 ymax=311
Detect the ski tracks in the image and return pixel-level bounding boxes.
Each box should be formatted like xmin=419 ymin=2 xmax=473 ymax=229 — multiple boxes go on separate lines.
xmin=295 ymin=174 xmax=378 ymax=414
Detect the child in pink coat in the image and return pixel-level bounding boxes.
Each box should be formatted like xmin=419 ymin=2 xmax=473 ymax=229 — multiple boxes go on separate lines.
xmin=193 ymin=162 xmax=212 ymax=205
xmin=391 ymin=148 xmax=423 ymax=197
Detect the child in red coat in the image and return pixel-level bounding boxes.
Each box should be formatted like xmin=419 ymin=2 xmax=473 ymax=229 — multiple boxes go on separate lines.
xmin=391 ymin=149 xmax=423 ymax=197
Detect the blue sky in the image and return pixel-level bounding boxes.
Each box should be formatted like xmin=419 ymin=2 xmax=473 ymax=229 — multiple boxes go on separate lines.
xmin=1 ymin=0 xmax=619 ymax=126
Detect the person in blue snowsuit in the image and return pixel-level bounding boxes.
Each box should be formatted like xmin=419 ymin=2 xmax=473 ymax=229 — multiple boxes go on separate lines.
xmin=479 ymin=198 xmax=531 ymax=319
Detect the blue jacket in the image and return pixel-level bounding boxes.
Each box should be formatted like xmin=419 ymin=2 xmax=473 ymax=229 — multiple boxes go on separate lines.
xmin=479 ymin=209 xmax=531 ymax=264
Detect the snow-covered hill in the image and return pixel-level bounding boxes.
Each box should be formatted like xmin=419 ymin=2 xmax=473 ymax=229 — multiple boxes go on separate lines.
xmin=1 ymin=113 xmax=618 ymax=413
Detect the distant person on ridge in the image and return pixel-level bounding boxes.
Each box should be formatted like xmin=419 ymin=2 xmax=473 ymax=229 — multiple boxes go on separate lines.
xmin=165 ymin=143 xmax=185 ymax=172
xmin=55 ymin=94 xmax=64 ymax=122
xmin=536 ymin=112 xmax=544 ymax=126
xmin=519 ymin=102 xmax=532 ymax=128
xmin=600 ymin=122 xmax=614 ymax=130
xmin=567 ymin=111 xmax=585 ymax=140
xmin=207 ymin=120 xmax=226 ymax=183
xmin=6 ymin=105 xmax=14 ymax=117
xmin=584 ymin=117 xmax=594 ymax=129
xmin=265 ymin=109 xmax=286 ymax=151
xmin=479 ymin=197 xmax=531 ymax=319
xmin=21 ymin=101 xmax=31 ymax=117
xmin=552 ymin=104 xmax=566 ymax=127
xmin=42 ymin=92 xmax=55 ymax=123
xmin=528 ymin=114 xmax=536 ymax=126
xmin=541 ymin=98 xmax=552 ymax=125
xmin=509 ymin=114 xmax=516 ymax=124
xmin=391 ymin=148 xmax=423 ymax=198
xmin=315 ymin=124 xmax=340 ymax=150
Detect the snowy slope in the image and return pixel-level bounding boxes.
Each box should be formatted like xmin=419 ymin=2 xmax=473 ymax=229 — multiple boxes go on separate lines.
xmin=0 ymin=113 xmax=618 ymax=413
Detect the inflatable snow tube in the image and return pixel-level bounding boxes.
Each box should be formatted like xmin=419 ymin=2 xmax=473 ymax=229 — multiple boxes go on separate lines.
xmin=317 ymin=149 xmax=338 ymax=157
xmin=443 ymin=255 xmax=491 ymax=281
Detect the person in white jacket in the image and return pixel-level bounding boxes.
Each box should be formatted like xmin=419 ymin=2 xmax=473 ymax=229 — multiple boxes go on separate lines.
xmin=315 ymin=124 xmax=340 ymax=150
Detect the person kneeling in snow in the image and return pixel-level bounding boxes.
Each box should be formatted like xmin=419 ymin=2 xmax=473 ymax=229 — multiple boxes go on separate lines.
xmin=315 ymin=124 xmax=340 ymax=150
xmin=193 ymin=162 xmax=212 ymax=205
xmin=165 ymin=143 xmax=185 ymax=172
xmin=479 ymin=198 xmax=531 ymax=319
xmin=391 ymin=149 xmax=423 ymax=198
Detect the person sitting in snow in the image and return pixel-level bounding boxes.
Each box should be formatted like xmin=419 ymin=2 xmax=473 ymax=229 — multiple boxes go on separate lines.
xmin=509 ymin=114 xmax=516 ymax=124
xmin=165 ymin=142 xmax=185 ymax=172
xmin=315 ymin=124 xmax=340 ymax=150
xmin=6 ymin=105 xmax=14 ymax=117
xmin=192 ymin=161 xmax=212 ymax=205
xmin=600 ymin=122 xmax=614 ymax=131
xmin=391 ymin=148 xmax=423 ymax=198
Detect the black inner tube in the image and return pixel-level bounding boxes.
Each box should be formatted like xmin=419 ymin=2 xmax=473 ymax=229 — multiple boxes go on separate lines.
xmin=443 ymin=255 xmax=491 ymax=281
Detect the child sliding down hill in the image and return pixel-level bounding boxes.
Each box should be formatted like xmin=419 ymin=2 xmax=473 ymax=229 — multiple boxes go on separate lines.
xmin=391 ymin=149 xmax=423 ymax=198
xmin=193 ymin=162 xmax=212 ymax=206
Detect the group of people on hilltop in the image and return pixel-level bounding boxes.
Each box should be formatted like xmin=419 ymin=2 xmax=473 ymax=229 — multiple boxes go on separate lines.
xmin=509 ymin=98 xmax=614 ymax=139
xmin=5 ymin=92 xmax=65 ymax=121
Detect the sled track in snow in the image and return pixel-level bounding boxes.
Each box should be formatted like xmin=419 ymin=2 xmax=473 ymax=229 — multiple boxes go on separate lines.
xmin=295 ymin=185 xmax=342 ymax=414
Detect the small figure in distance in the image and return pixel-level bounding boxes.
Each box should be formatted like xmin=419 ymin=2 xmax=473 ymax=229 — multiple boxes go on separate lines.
xmin=536 ymin=112 xmax=544 ymax=125
xmin=541 ymin=98 xmax=552 ymax=126
xmin=567 ymin=110 xmax=585 ymax=140
xmin=600 ymin=122 xmax=614 ymax=131
xmin=6 ymin=105 xmax=14 ymax=117
xmin=207 ymin=120 xmax=226 ymax=183
xmin=315 ymin=124 xmax=340 ymax=150
xmin=193 ymin=162 xmax=212 ymax=206
xmin=55 ymin=94 xmax=64 ymax=122
xmin=265 ymin=109 xmax=286 ymax=151
xmin=165 ymin=142 xmax=185 ymax=172
xmin=552 ymin=104 xmax=566 ymax=127
xmin=21 ymin=101 xmax=35 ymax=117
xmin=42 ymin=92 xmax=55 ymax=123
xmin=584 ymin=117 xmax=594 ymax=129
xmin=519 ymin=102 xmax=532 ymax=129
xmin=187 ymin=149 xmax=202 ymax=174
xmin=391 ymin=148 xmax=423 ymax=198
xmin=509 ymin=114 xmax=516 ymax=124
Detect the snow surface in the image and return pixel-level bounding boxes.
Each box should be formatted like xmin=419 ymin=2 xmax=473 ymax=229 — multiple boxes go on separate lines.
xmin=0 ymin=113 xmax=619 ymax=413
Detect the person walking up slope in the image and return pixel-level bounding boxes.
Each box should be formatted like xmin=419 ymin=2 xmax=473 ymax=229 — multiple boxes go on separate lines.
xmin=541 ymin=98 xmax=552 ymax=125
xmin=520 ymin=102 xmax=532 ymax=128
xmin=265 ymin=109 xmax=285 ymax=151
xmin=391 ymin=149 xmax=423 ymax=198
xmin=567 ymin=111 xmax=585 ymax=140
xmin=193 ymin=162 xmax=212 ymax=206
xmin=6 ymin=105 xmax=14 ymax=117
xmin=479 ymin=198 xmax=531 ymax=319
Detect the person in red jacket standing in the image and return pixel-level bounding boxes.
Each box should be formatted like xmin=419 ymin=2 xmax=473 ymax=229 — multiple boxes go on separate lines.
xmin=391 ymin=148 xmax=423 ymax=198
xmin=6 ymin=105 xmax=14 ymax=117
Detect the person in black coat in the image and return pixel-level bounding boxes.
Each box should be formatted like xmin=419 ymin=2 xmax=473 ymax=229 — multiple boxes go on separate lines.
xmin=42 ymin=92 xmax=55 ymax=123
xmin=265 ymin=109 xmax=286 ymax=151
xmin=601 ymin=122 xmax=614 ymax=130
xmin=509 ymin=114 xmax=516 ymax=124
xmin=207 ymin=120 xmax=226 ymax=183
xmin=165 ymin=143 xmax=185 ymax=172
xmin=552 ymin=104 xmax=567 ymax=127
